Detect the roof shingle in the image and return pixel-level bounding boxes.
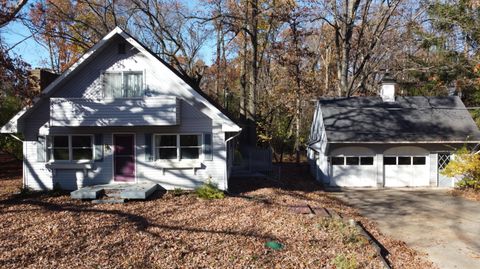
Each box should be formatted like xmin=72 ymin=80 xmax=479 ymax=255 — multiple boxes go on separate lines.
xmin=319 ymin=96 xmax=480 ymax=143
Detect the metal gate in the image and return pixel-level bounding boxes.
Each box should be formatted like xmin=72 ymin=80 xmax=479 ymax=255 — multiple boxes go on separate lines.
xmin=438 ymin=153 xmax=453 ymax=187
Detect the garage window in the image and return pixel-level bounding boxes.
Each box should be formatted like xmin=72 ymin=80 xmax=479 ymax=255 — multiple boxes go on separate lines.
xmin=360 ymin=157 xmax=374 ymax=165
xmin=398 ymin=157 xmax=411 ymax=165
xmin=346 ymin=157 xmax=359 ymax=165
xmin=331 ymin=157 xmax=344 ymax=165
xmin=384 ymin=157 xmax=396 ymax=165
xmin=413 ymin=156 xmax=426 ymax=165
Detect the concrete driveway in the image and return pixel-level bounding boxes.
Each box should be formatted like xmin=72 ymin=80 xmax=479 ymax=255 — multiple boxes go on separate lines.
xmin=331 ymin=189 xmax=480 ymax=269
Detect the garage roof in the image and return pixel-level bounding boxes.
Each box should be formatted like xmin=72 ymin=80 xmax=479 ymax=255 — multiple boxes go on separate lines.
xmin=319 ymin=96 xmax=480 ymax=143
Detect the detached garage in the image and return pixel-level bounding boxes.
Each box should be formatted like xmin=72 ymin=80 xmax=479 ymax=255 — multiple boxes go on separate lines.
xmin=307 ymin=76 xmax=480 ymax=188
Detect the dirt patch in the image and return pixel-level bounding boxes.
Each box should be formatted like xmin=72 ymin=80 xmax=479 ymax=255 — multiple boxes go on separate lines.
xmin=0 ymin=161 xmax=433 ymax=268
xmin=449 ymin=188 xmax=480 ymax=201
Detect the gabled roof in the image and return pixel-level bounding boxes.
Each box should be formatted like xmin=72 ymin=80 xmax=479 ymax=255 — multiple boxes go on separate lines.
xmin=1 ymin=27 xmax=241 ymax=133
xmin=319 ymin=96 xmax=480 ymax=143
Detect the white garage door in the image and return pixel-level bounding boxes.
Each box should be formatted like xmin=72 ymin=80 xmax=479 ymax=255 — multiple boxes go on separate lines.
xmin=384 ymin=156 xmax=429 ymax=187
xmin=330 ymin=156 xmax=377 ymax=187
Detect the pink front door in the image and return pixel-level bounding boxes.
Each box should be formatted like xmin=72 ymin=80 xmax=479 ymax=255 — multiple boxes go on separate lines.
xmin=113 ymin=134 xmax=135 ymax=182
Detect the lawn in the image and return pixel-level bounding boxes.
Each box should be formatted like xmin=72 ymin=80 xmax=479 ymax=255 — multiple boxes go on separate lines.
xmin=0 ymin=157 xmax=432 ymax=268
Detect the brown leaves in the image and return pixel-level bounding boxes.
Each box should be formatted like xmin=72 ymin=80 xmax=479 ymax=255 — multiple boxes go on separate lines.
xmin=0 ymin=162 xmax=432 ymax=268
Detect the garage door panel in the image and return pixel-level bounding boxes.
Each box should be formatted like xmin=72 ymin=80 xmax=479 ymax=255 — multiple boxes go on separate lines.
xmin=385 ymin=165 xmax=411 ymax=187
xmin=331 ymin=163 xmax=376 ymax=187
xmin=384 ymin=155 xmax=429 ymax=187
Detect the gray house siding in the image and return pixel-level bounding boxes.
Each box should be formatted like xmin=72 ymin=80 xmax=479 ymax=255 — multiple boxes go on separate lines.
xmin=20 ymin=35 xmax=232 ymax=191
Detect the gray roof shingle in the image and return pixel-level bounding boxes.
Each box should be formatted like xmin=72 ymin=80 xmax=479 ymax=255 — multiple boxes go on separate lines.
xmin=319 ymin=96 xmax=480 ymax=143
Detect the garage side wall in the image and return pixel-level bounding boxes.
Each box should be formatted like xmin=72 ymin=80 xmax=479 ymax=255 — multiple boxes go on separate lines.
xmin=307 ymin=102 xmax=329 ymax=184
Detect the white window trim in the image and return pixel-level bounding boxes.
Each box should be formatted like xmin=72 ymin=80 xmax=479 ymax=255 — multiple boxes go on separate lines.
xmin=154 ymin=133 xmax=204 ymax=161
xmin=103 ymin=70 xmax=146 ymax=99
xmin=48 ymin=134 xmax=94 ymax=163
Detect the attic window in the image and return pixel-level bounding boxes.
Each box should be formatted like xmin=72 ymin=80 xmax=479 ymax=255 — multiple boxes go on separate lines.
xmin=118 ymin=43 xmax=126 ymax=54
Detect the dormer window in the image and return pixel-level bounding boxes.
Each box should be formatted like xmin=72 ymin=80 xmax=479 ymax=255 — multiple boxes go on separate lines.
xmin=104 ymin=71 xmax=144 ymax=98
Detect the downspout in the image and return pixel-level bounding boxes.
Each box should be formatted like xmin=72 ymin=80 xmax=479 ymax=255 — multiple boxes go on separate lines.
xmin=224 ymin=130 xmax=242 ymax=192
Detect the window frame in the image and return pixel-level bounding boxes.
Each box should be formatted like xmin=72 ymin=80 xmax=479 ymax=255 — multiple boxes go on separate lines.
xmin=48 ymin=134 xmax=94 ymax=163
xmin=330 ymin=156 xmax=375 ymax=166
xmin=154 ymin=133 xmax=204 ymax=161
xmin=103 ymin=70 xmax=145 ymax=99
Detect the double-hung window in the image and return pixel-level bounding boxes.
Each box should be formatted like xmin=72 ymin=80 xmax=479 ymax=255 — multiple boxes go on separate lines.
xmin=49 ymin=135 xmax=93 ymax=162
xmin=180 ymin=135 xmax=202 ymax=159
xmin=104 ymin=71 xmax=144 ymax=98
xmin=154 ymin=134 xmax=203 ymax=161
xmin=155 ymin=135 xmax=177 ymax=160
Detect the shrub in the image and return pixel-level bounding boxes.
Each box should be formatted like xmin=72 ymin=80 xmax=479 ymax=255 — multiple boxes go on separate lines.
xmin=442 ymin=146 xmax=480 ymax=190
xmin=171 ymin=188 xmax=186 ymax=197
xmin=195 ymin=181 xmax=225 ymax=200
xmin=318 ymin=218 xmax=365 ymax=246
xmin=333 ymin=254 xmax=357 ymax=269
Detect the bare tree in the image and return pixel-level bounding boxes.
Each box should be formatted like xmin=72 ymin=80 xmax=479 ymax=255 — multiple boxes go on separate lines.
xmin=0 ymin=0 xmax=27 ymax=28
xmin=314 ymin=0 xmax=403 ymax=96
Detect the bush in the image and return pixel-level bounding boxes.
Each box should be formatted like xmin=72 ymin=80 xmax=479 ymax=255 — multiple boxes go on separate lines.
xmin=171 ymin=188 xmax=186 ymax=197
xmin=442 ymin=146 xmax=480 ymax=190
xmin=333 ymin=254 xmax=357 ymax=269
xmin=195 ymin=181 xmax=225 ymax=200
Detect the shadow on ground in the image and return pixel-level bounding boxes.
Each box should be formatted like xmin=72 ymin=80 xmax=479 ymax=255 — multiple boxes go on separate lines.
xmin=228 ymin=162 xmax=323 ymax=195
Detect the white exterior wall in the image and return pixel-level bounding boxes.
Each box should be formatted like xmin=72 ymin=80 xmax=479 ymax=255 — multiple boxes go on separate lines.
xmin=307 ymin=101 xmax=329 ymax=183
xmin=21 ymin=35 xmax=232 ymax=191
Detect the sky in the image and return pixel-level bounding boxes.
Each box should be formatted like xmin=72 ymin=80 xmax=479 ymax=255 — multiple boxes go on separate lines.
xmin=2 ymin=21 xmax=50 ymax=68
xmin=1 ymin=0 xmax=215 ymax=69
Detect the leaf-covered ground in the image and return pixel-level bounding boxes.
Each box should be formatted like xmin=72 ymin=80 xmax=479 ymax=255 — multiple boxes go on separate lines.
xmin=449 ymin=188 xmax=480 ymax=201
xmin=0 ymin=157 xmax=433 ymax=268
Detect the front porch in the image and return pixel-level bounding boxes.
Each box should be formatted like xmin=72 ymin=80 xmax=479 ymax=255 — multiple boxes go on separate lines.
xmin=70 ymin=183 xmax=158 ymax=201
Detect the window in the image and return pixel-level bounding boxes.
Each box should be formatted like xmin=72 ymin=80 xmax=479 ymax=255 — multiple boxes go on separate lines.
xmin=104 ymin=71 xmax=144 ymax=98
xmin=360 ymin=157 xmax=374 ymax=165
xmin=155 ymin=135 xmax=177 ymax=160
xmin=49 ymin=135 xmax=93 ymax=162
xmin=384 ymin=157 xmax=396 ymax=165
xmin=180 ymin=135 xmax=201 ymax=159
xmin=398 ymin=157 xmax=411 ymax=165
xmin=203 ymin=134 xmax=213 ymax=160
xmin=413 ymin=156 xmax=426 ymax=165
xmin=52 ymin=136 xmax=69 ymax=161
xmin=331 ymin=157 xmax=344 ymax=165
xmin=154 ymin=134 xmax=203 ymax=161
xmin=346 ymin=157 xmax=360 ymax=165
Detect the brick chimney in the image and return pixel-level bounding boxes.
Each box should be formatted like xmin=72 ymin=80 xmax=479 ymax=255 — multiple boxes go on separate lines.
xmin=31 ymin=68 xmax=59 ymax=91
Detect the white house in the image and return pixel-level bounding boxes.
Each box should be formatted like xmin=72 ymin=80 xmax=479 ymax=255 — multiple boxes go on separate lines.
xmin=1 ymin=27 xmax=241 ymax=191
xmin=307 ymin=76 xmax=480 ymax=188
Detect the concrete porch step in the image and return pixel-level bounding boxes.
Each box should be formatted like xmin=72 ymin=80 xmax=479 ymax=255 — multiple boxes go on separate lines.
xmin=70 ymin=183 xmax=158 ymax=200
xmin=92 ymin=198 xmax=125 ymax=204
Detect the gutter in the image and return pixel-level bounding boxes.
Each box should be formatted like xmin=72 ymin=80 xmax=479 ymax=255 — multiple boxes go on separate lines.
xmin=9 ymin=134 xmax=24 ymax=142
